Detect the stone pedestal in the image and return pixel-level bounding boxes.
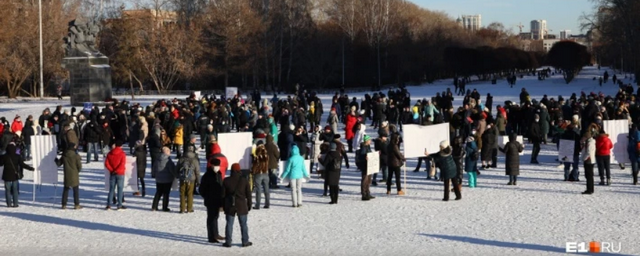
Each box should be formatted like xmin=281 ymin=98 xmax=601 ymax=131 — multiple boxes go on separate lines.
xmin=62 ymin=56 xmax=112 ymax=106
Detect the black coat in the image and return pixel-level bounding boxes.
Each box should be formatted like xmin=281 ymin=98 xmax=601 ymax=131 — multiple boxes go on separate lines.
xmin=500 ymin=141 xmax=524 ymax=175
xmin=200 ymin=169 xmax=224 ymax=209
xmin=223 ymin=171 xmax=252 ymax=216
xmin=374 ymin=138 xmax=389 ymax=166
xmin=83 ymin=122 xmax=101 ymax=143
xmin=22 ymin=125 xmax=35 ymax=145
xmin=0 ymin=145 xmax=34 ymax=181
xmin=321 ymin=151 xmax=342 ymax=186
xmin=134 ymin=145 xmax=147 ymax=178
xmin=481 ymin=127 xmax=497 ymax=161
xmin=529 ymin=122 xmax=543 ymax=143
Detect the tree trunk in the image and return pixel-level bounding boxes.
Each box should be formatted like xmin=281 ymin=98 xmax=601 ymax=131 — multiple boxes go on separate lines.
xmin=129 ymin=71 xmax=135 ymax=100
xmin=287 ymin=31 xmax=293 ymax=86
xmin=377 ymin=44 xmax=381 ymax=89
xmin=278 ymin=27 xmax=284 ymax=88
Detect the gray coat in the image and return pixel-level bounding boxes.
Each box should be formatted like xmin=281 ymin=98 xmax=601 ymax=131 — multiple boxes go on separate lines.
xmin=176 ymin=152 xmax=201 ymax=183
xmin=153 ymin=154 xmax=176 ymax=184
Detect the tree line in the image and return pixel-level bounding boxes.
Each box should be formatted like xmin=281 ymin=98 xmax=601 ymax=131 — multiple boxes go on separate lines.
xmin=1 ymin=0 xmax=549 ymax=97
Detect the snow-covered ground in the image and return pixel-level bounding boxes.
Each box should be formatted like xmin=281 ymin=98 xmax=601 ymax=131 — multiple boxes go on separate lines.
xmin=1 ymin=66 xmax=639 ymax=256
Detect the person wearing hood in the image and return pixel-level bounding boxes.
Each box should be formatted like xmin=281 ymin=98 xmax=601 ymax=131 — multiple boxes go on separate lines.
xmin=58 ymin=126 xmax=83 ymax=210
xmin=387 ymin=133 xmax=405 ymax=195
xmin=357 ymin=135 xmax=375 ymax=201
xmin=105 ymin=140 xmax=127 ymax=210
xmin=582 ymin=130 xmax=597 ymax=195
xmin=425 ymin=140 xmax=461 ymax=201
xmin=1 ymin=144 xmax=34 ymax=207
xmin=152 ymin=147 xmax=177 ymax=211
xmin=200 ymin=158 xmax=226 ymax=243
xmin=21 ymin=118 xmax=36 ymax=161
xmin=500 ymin=134 xmax=524 ymax=185
xmin=345 ymin=107 xmax=358 ymax=152
xmin=10 ymin=115 xmax=23 ymax=134
xmin=209 ymin=143 xmax=228 ymax=180
xmin=265 ymin=135 xmax=280 ymax=189
xmin=628 ymin=125 xmax=640 ymax=185
xmin=251 ymin=143 xmax=270 ymax=209
xmin=222 ymin=163 xmax=252 ymax=248
xmin=595 ymin=129 xmax=613 ymax=186
xmin=481 ymin=123 xmax=497 ymax=169
xmin=280 ymin=145 xmax=310 ymax=207
xmin=177 ymin=146 xmax=201 ymax=213
xmin=529 ymin=114 xmax=543 ymax=164
xmin=321 ymin=142 xmax=342 ymax=204
xmin=464 ymin=136 xmax=479 ymax=188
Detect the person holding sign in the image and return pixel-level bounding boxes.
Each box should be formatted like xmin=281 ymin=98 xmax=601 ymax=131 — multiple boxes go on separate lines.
xmin=499 ymin=134 xmax=524 ymax=185
xmin=357 ymin=135 xmax=375 ymax=201
xmin=424 ymin=140 xmax=461 ymax=201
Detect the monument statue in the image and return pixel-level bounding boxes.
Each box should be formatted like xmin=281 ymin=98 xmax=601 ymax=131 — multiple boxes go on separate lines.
xmin=61 ymin=18 xmax=112 ymax=106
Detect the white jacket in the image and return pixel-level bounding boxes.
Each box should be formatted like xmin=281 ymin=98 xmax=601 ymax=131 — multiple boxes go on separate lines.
xmin=352 ymin=124 xmax=367 ymax=151
xmin=582 ymin=137 xmax=596 ymax=164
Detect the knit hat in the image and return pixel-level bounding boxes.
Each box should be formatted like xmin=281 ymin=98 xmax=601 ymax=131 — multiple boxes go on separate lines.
xmin=439 ymin=140 xmax=450 ymax=149
xmin=211 ymin=158 xmax=221 ymax=166
xmin=363 ymin=135 xmax=371 ymax=142
xmin=289 ymin=124 xmax=295 ymax=131
xmin=231 ymin=163 xmax=241 ymax=172
xmin=324 ymin=125 xmax=331 ymax=130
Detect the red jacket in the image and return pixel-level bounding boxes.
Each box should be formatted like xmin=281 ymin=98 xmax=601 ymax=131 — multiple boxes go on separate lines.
xmin=595 ymin=134 xmax=613 ymax=156
xmin=207 ymin=143 xmax=228 ymax=179
xmin=345 ymin=114 xmax=357 ymax=140
xmin=105 ymin=147 xmax=126 ymax=175
xmin=11 ymin=120 xmax=23 ymax=133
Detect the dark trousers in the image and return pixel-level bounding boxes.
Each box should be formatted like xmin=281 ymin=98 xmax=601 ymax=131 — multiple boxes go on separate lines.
xmin=361 ymin=172 xmax=372 ymax=197
xmin=269 ymin=169 xmax=278 ymax=188
xmin=491 ymin=148 xmax=498 ymax=167
xmin=509 ymin=175 xmax=518 ymax=183
xmin=347 ymin=139 xmax=353 ymax=152
xmin=531 ymin=142 xmax=541 ymax=161
xmin=329 ymin=185 xmax=339 ymax=203
xmin=138 ymin=177 xmax=146 ymax=193
xmin=62 ymin=186 xmax=79 ymax=206
xmin=4 ymin=181 xmax=19 ymax=206
xmin=584 ymin=162 xmax=595 ymax=193
xmin=225 ymin=214 xmax=249 ymax=245
xmin=596 ymin=155 xmax=611 ymax=180
xmin=443 ymin=178 xmax=461 ymax=200
xmin=152 ymin=182 xmax=172 ymax=210
xmin=323 ymin=178 xmax=329 ymax=195
xmin=632 ymin=161 xmax=639 ymax=184
xmin=206 ymin=207 xmax=220 ymax=242
xmin=387 ymin=166 xmax=402 ymax=191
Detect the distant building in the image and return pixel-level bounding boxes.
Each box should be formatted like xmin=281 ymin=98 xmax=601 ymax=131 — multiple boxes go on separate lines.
xmin=542 ymin=39 xmax=560 ymax=52
xmin=122 ymin=9 xmax=177 ymax=28
xmin=519 ymin=32 xmax=532 ymax=40
xmin=559 ymin=30 xmax=571 ymax=40
xmin=458 ymin=15 xmax=482 ymax=31
xmin=530 ymin=20 xmax=547 ymax=40
xmin=544 ymin=34 xmax=557 ymax=39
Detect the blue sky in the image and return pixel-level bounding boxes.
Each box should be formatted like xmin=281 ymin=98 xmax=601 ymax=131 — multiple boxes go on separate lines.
xmin=410 ymin=0 xmax=596 ymax=35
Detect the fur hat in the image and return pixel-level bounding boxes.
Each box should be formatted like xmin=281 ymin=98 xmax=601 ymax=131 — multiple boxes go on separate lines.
xmin=439 ymin=140 xmax=450 ymax=149
xmin=289 ymin=124 xmax=295 ymax=131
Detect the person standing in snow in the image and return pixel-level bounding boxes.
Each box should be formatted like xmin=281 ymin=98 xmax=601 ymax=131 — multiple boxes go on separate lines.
xmin=529 ymin=114 xmax=543 ymax=164
xmin=424 ymin=140 xmax=461 ymax=201
xmin=199 ymin=158 xmax=225 ymax=243
xmin=1 ymin=144 xmax=34 ymax=208
xmin=627 ymin=125 xmax=640 ymax=185
xmin=387 ymin=133 xmax=405 ymax=196
xmin=177 ymin=146 xmax=201 ymax=213
xmin=152 ymin=147 xmax=176 ymax=212
xmin=105 ymin=140 xmax=127 ymax=210
xmin=595 ymin=130 xmax=613 ymax=186
xmin=357 ymin=135 xmax=375 ymax=201
xmin=500 ymin=134 xmax=524 ymax=185
xmin=280 ymin=145 xmax=309 ymax=207
xmin=321 ymin=142 xmax=342 ymax=204
xmin=222 ymin=163 xmax=252 ymax=248
xmin=465 ymin=136 xmax=479 ymax=188
xmin=251 ymin=143 xmax=270 ymax=210
xmin=59 ymin=123 xmax=83 ymax=210
xmin=582 ymin=131 xmax=597 ymax=195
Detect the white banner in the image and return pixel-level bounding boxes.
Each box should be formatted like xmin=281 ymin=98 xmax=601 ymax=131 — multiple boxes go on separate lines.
xmin=403 ymin=123 xmax=450 ymax=158
xmin=193 ymin=91 xmax=201 ymax=99
xmin=278 ymin=160 xmax=311 ymax=184
xmin=603 ymin=120 xmax=629 ymax=164
xmin=498 ymin=135 xmax=524 ymax=155
xmin=217 ymin=132 xmax=253 ymax=170
xmin=103 ymin=156 xmax=139 ymax=192
xmin=366 ymin=151 xmax=380 ymax=175
xmin=225 ymin=87 xmax=238 ymax=98
xmin=558 ymin=139 xmax=575 ymax=163
xmin=31 ymin=135 xmax=58 ymax=184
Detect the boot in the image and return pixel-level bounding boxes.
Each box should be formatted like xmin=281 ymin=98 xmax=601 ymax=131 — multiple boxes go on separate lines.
xmin=599 ymin=180 xmax=605 ymax=186
xmin=606 ymin=178 xmax=611 ymax=186
xmin=397 ymin=190 xmax=405 ymax=196
xmin=633 ymin=175 xmax=638 ymax=185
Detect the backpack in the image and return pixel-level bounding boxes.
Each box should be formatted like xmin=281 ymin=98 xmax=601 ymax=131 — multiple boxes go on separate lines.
xmin=178 ymin=159 xmax=195 ymax=182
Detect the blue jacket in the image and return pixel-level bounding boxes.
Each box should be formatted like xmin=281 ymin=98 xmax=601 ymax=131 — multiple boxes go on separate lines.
xmin=269 ymin=118 xmax=278 ymax=143
xmin=423 ymin=104 xmax=440 ymax=122
xmin=281 ymin=145 xmax=309 ymax=180
xmin=628 ymin=129 xmax=640 ymax=162
xmin=464 ymin=141 xmax=478 ymax=173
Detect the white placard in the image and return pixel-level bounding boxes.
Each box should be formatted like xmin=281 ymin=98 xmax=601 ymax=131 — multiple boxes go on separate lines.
xmin=603 ymin=119 xmax=629 ymax=164
xmin=558 ymin=139 xmax=575 ymax=163
xmin=366 ymin=151 xmax=379 ymax=175
xmin=104 ymin=156 xmax=139 ymax=192
xmin=498 ymin=135 xmax=524 ymax=155
xmin=225 ymin=87 xmax=238 ymax=98
xmin=278 ymin=160 xmax=311 ymax=184
xmin=31 ymin=135 xmax=58 ymax=184
xmin=193 ymin=91 xmax=201 ymax=100
xmin=403 ymin=123 xmax=450 ymax=158
xmin=217 ymin=132 xmax=253 ymax=170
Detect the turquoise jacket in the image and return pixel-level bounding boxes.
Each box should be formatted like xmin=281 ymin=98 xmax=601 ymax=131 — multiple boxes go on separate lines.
xmin=269 ymin=118 xmax=278 ymax=143
xmin=281 ymin=145 xmax=308 ymax=180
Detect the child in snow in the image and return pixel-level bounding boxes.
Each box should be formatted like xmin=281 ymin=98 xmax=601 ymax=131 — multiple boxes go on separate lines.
xmin=465 ymin=136 xmax=479 ymax=188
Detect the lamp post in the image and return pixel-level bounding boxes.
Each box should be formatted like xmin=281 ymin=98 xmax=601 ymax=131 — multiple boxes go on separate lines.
xmin=38 ymin=0 xmax=44 ymax=98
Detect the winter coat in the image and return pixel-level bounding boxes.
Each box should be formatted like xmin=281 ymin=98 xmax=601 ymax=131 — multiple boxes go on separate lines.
xmin=423 ymin=105 xmax=439 ymax=122
xmin=63 ymin=129 xmax=79 ymax=151
xmin=265 ymin=135 xmax=280 ymax=169
xmin=208 ymin=143 xmax=228 ymax=179
xmin=153 ymin=154 xmax=176 ymax=184
xmin=177 ymin=152 xmax=201 ymax=184
xmin=387 ymin=134 xmax=405 ymax=168
xmin=345 ymin=113 xmax=357 ymax=140
xmin=595 ymin=134 xmax=613 ymax=156
xmin=147 ymin=132 xmax=163 ymax=155
xmin=83 ymin=122 xmax=101 ymax=143
xmin=627 ymin=129 xmax=640 ymax=162
xmin=374 ymin=138 xmax=389 ymax=166
xmin=0 ymin=130 xmax=13 ymax=153
xmin=352 ymin=124 xmax=366 ymax=151
xmin=464 ymin=141 xmax=478 ymax=173
xmin=21 ymin=122 xmax=35 ymax=145
xmin=529 ymin=122 xmax=543 ymax=143
xmin=540 ymin=108 xmax=550 ymax=134
xmin=11 ymin=120 xmax=23 ymax=134
xmin=105 ymin=147 xmax=127 ymax=176
xmin=321 ymin=150 xmax=342 ymax=186
xmin=251 ymin=145 xmax=269 ymax=175
xmin=223 ymin=171 xmax=252 ymax=216
xmin=426 ymin=146 xmax=457 ymax=179
xmin=356 ymin=143 xmax=372 ymax=172
xmin=277 ymin=129 xmax=293 ymax=160
xmin=495 ymin=113 xmax=507 ymax=134
xmin=173 ymin=125 xmax=184 ymax=145
xmin=500 ymin=139 xmax=524 ymax=176
xmin=481 ymin=127 xmax=497 ymax=161
xmin=327 ymin=113 xmax=339 ymax=134
xmin=583 ymin=137 xmax=596 ymax=164
xmin=0 ymin=145 xmax=34 ymax=181
xmin=199 ymin=168 xmax=224 ymax=209
xmin=62 ymin=149 xmax=82 ymax=187
xmin=310 ymin=131 xmax=322 ymax=163
xmin=280 ymin=145 xmax=309 ymax=182
xmin=294 ymin=133 xmax=309 ymax=157
xmin=134 ymin=144 xmax=147 ymax=178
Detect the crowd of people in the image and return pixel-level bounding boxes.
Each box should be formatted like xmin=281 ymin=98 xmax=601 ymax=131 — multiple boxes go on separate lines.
xmin=1 ymin=70 xmax=640 ymax=247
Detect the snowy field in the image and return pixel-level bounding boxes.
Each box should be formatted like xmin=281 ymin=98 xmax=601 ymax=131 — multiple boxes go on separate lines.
xmin=1 ymin=66 xmax=639 ymax=256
